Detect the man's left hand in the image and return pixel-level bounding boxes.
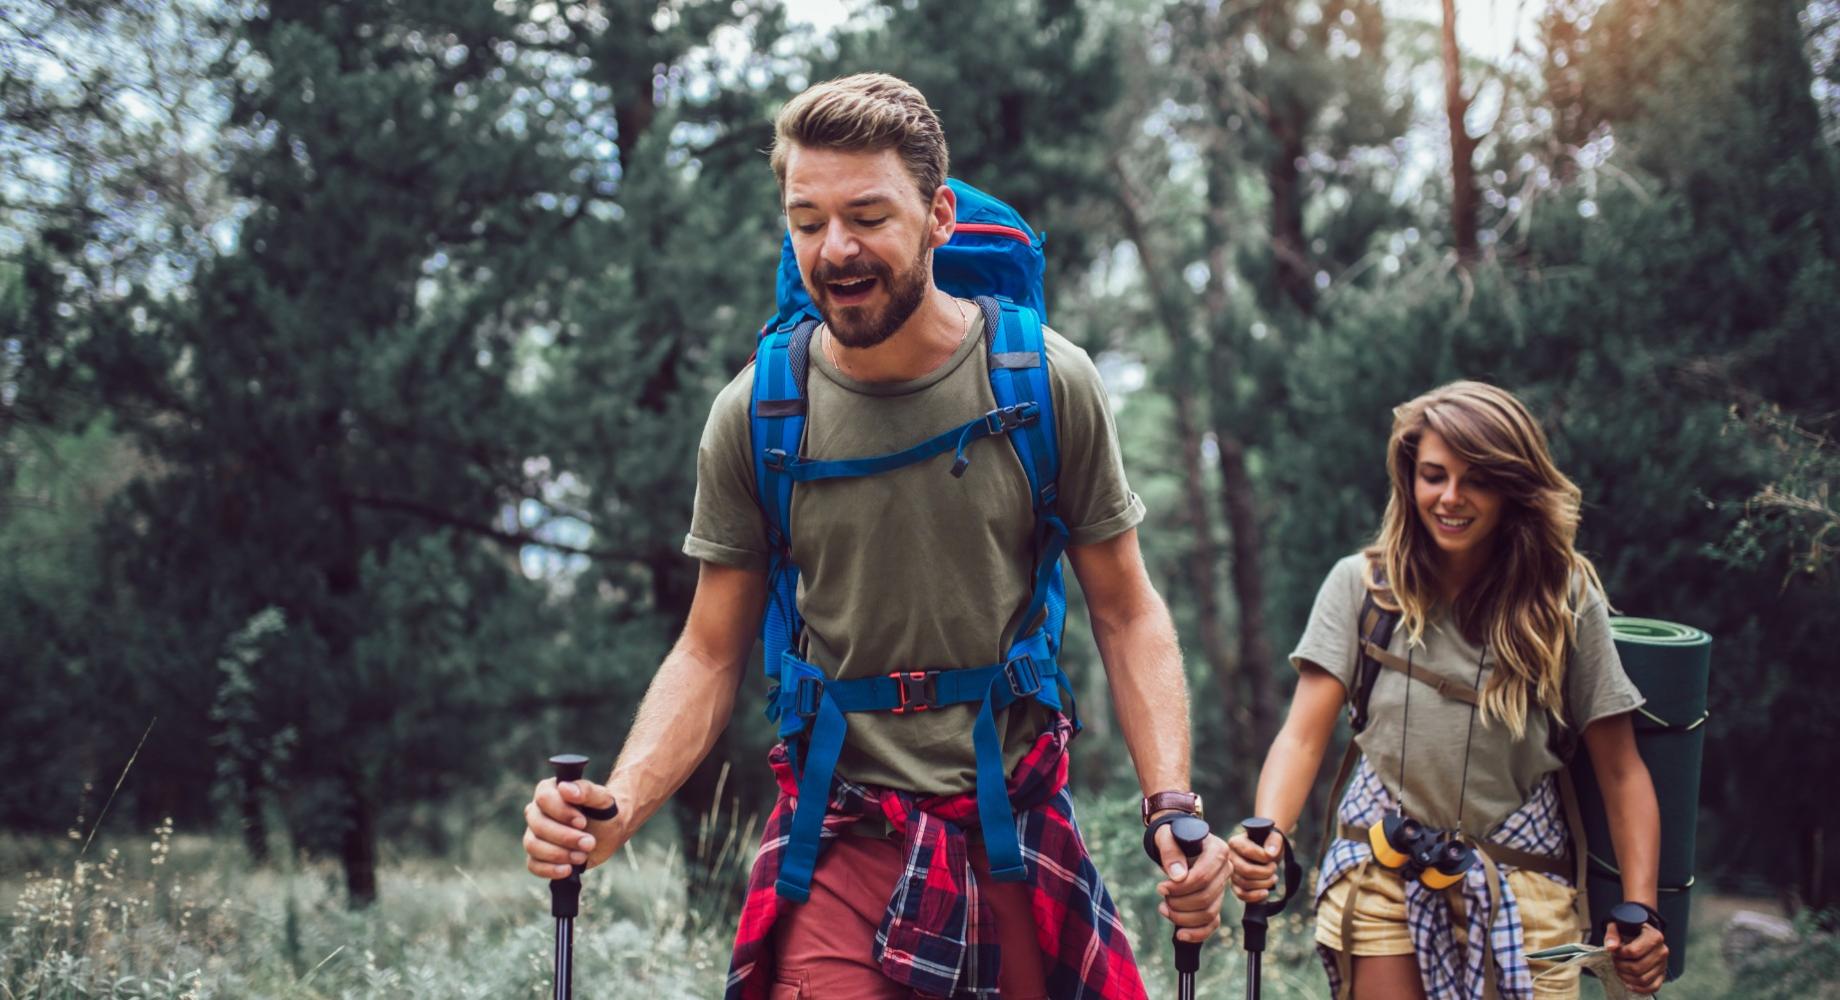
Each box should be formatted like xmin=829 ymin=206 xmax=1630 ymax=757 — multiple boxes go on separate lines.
xmin=1151 ymin=824 xmax=1231 ymax=943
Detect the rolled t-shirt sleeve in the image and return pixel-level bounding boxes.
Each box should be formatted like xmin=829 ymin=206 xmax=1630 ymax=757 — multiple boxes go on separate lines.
xmin=1044 ymin=329 xmax=1146 ymax=546
xmin=1566 ymin=587 xmax=1646 ymax=728
xmin=682 ymin=364 xmax=770 ymax=570
xmin=1289 ymin=554 xmax=1367 ymax=690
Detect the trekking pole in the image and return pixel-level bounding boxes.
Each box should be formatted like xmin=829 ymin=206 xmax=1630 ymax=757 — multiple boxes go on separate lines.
xmin=1143 ymin=813 xmax=1212 ymax=1000
xmin=1239 ymin=817 xmax=1303 ymax=1000
xmin=548 ymin=754 xmax=616 ymax=1000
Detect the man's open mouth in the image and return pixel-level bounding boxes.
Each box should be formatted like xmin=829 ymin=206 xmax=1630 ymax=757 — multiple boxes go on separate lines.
xmin=825 ymin=276 xmax=878 ymax=305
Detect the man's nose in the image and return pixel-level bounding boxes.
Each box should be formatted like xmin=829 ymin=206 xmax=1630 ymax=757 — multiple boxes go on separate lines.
xmin=820 ymin=219 xmax=859 ymax=266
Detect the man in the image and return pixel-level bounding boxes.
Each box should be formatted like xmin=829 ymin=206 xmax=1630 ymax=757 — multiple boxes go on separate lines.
xmin=523 ymin=73 xmax=1229 ymax=998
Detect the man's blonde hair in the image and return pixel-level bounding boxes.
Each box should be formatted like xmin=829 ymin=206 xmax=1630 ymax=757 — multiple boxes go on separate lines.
xmin=769 ymin=73 xmax=949 ymax=206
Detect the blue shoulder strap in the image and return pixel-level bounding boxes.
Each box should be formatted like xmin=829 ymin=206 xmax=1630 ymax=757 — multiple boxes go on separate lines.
xmin=980 ymin=296 xmax=1067 ymax=662
xmin=971 ymin=295 xmax=1073 ymax=881
xmin=750 ymin=319 xmax=819 ymax=734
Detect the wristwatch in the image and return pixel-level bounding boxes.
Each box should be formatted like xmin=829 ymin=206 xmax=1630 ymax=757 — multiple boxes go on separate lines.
xmin=1140 ymin=790 xmax=1203 ymax=826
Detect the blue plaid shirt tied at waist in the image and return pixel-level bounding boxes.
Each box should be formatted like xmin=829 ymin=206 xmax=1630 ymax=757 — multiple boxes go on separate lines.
xmin=1315 ymin=757 xmax=1576 ymax=1000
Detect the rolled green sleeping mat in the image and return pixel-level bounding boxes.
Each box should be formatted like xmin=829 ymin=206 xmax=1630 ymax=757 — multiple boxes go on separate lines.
xmin=1569 ymin=617 xmax=1710 ymax=982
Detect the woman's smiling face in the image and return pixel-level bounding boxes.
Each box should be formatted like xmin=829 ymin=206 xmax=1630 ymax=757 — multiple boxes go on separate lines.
xmin=1413 ymin=428 xmax=1505 ymax=562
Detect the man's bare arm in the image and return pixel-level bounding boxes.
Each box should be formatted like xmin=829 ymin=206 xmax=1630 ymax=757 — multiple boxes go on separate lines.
xmin=1067 ymin=528 xmax=1189 ymax=794
xmin=524 ymin=560 xmax=764 ymax=877
xmin=1067 ymin=528 xmax=1228 ymax=944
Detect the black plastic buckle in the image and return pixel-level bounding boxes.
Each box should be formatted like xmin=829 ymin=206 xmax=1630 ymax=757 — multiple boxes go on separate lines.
xmin=890 ymin=671 xmax=937 ymax=714
xmin=764 ymin=447 xmax=791 ymax=471
xmin=793 ymin=676 xmax=823 ymax=720
xmin=984 ymin=403 xmax=1038 ymax=435
xmin=1004 ymin=656 xmax=1042 ymax=698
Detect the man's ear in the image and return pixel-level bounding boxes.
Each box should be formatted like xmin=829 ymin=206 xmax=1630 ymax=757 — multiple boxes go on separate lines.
xmin=927 ymin=183 xmax=956 ymax=250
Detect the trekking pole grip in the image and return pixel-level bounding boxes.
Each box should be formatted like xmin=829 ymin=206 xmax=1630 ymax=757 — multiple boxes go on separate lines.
xmin=1171 ymin=816 xmax=1212 ymax=973
xmin=1608 ymin=901 xmax=1649 ymax=943
xmin=1141 ymin=810 xmax=1211 ymax=969
xmin=1240 ymin=817 xmax=1281 ymax=953
xmin=549 ymin=753 xmax=613 ymax=919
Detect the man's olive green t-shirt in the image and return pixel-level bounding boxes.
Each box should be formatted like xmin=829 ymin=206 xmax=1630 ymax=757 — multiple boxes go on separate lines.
xmin=1291 ymin=553 xmax=1644 ymax=837
xmin=684 ymin=313 xmax=1145 ymax=795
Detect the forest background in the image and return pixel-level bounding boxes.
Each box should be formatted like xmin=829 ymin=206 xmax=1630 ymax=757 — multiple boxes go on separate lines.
xmin=3 ymin=0 xmax=1838 ymax=996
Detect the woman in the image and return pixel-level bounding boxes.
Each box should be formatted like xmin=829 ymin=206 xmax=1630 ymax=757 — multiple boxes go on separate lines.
xmin=1227 ymin=381 xmax=1669 ymax=999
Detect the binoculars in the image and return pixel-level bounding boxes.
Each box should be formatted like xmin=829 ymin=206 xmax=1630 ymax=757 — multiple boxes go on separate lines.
xmin=1366 ymin=813 xmax=1478 ymax=889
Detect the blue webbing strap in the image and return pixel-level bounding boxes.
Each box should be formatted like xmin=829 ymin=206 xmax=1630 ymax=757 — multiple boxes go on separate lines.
xmin=772 ymin=632 xmax=1063 ymax=900
xmin=973 ymin=295 xmax=1069 ymax=881
xmin=752 ymin=321 xmax=817 ymax=776
xmin=765 ymin=403 xmax=1041 ymax=482
xmin=775 ymin=684 xmax=846 ymax=903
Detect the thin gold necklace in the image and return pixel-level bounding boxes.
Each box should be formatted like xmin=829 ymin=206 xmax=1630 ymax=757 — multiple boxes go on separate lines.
xmin=826 ymin=296 xmax=971 ymax=377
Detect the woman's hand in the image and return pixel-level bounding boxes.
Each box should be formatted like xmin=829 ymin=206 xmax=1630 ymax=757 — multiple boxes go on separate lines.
xmin=1603 ymin=921 xmax=1668 ymax=996
xmin=1226 ymin=827 xmax=1285 ymax=903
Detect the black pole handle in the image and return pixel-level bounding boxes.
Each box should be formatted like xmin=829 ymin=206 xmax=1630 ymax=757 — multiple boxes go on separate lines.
xmin=1608 ymin=901 xmax=1649 ymax=943
xmin=548 ymin=753 xmax=606 ymax=919
xmin=1239 ymin=816 xmax=1303 ymax=955
xmin=1171 ymin=815 xmax=1211 ymax=975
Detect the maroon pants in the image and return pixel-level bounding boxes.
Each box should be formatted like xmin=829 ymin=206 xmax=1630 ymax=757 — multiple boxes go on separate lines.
xmin=768 ymin=833 xmax=1050 ymax=999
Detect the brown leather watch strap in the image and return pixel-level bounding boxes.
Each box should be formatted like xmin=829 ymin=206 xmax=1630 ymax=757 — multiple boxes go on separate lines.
xmin=1141 ymin=790 xmax=1203 ymax=826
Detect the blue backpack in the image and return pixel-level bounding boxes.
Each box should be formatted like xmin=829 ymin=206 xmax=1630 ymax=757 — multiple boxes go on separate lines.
xmin=749 ymin=179 xmax=1075 ymax=902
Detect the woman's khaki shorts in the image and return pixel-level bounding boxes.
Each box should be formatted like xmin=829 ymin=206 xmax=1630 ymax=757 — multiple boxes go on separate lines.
xmin=1314 ymin=865 xmax=1584 ymax=998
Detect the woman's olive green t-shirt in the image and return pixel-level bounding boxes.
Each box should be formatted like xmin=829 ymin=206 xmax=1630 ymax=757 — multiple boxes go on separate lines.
xmin=1291 ymin=553 xmax=1644 ymax=837
xmin=683 ymin=314 xmax=1145 ymax=795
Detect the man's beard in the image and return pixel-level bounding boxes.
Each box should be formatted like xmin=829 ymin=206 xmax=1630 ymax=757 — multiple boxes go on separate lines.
xmin=809 ymin=241 xmax=931 ymax=350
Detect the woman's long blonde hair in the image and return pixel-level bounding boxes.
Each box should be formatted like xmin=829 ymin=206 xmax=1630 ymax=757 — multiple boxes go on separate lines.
xmin=1363 ymin=380 xmax=1607 ymax=737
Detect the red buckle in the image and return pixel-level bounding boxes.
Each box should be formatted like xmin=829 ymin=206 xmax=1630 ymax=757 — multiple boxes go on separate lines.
xmin=890 ymin=671 xmax=936 ymax=714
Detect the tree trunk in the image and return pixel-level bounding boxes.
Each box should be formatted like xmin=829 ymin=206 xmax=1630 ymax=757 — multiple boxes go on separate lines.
xmin=341 ymin=771 xmax=379 ymax=908
xmin=1442 ymin=0 xmax=1481 ymax=260
xmin=1110 ymin=163 xmax=1234 ymax=698
xmin=1214 ymin=431 xmax=1276 ymax=749
xmin=1203 ymin=50 xmax=1280 ymax=764
xmin=1111 ymin=160 xmax=1260 ymax=804
xmin=1171 ymin=391 xmax=1233 ymax=686
xmin=1251 ymin=0 xmax=1317 ymax=314
xmin=240 ymin=763 xmax=270 ymax=864
xmin=1265 ymin=116 xmax=1315 ymax=313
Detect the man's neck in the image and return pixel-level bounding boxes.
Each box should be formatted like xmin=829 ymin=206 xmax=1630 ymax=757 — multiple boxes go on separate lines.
xmin=827 ymin=288 xmax=970 ymax=383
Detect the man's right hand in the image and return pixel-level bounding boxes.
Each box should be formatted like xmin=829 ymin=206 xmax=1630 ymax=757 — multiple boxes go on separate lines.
xmin=523 ymin=776 xmax=623 ymax=879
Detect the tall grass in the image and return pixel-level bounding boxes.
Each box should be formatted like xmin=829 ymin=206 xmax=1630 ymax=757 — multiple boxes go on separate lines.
xmin=0 ymin=801 xmax=1784 ymax=999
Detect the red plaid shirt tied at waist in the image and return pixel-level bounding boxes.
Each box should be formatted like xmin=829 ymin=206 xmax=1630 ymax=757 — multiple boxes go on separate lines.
xmin=725 ymin=716 xmax=1146 ymax=1000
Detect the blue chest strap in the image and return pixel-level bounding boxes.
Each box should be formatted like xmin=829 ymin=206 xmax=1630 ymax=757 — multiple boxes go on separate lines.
xmin=750 ymin=296 xmax=1071 ymax=903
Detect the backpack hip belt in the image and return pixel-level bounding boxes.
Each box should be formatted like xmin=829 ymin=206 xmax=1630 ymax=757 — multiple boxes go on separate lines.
xmin=769 ymin=629 xmax=1068 ymax=902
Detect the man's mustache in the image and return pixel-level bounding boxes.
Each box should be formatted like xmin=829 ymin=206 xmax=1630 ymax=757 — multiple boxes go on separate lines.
xmin=811 ymin=260 xmax=888 ymax=284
